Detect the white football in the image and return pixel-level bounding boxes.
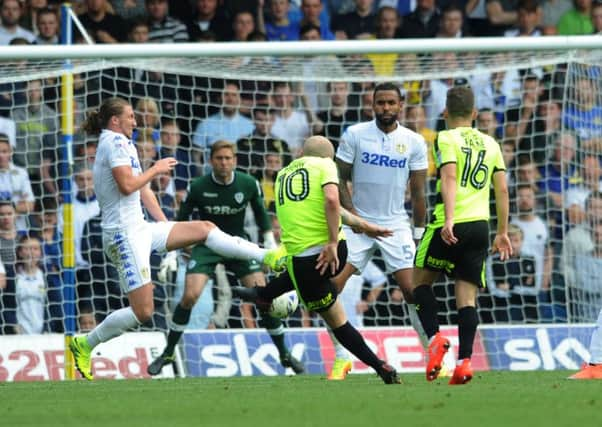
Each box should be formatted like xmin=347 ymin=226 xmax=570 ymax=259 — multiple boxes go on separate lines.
xmin=269 ymin=290 xmax=299 ymax=318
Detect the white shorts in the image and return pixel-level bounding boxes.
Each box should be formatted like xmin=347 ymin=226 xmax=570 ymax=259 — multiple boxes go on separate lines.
xmin=103 ymin=221 xmax=175 ymax=294
xmin=343 ymin=224 xmax=415 ymax=274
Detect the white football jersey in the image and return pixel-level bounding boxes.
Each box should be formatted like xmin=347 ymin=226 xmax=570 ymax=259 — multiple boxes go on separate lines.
xmin=336 ymin=120 xmax=428 ymax=226
xmin=94 ymin=129 xmax=145 ymax=229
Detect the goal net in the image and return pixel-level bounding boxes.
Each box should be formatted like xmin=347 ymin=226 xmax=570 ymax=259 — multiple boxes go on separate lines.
xmin=0 ymin=40 xmax=599 ymax=376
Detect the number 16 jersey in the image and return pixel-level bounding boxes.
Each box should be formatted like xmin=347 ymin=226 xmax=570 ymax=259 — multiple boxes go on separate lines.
xmin=432 ymin=126 xmax=506 ymax=227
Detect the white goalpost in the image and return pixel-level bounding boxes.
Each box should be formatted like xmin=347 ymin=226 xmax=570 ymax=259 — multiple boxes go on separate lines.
xmin=0 ymin=36 xmax=600 ymax=380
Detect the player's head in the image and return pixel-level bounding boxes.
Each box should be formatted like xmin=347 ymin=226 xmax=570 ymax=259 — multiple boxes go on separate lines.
xmin=83 ymin=97 xmax=136 ymax=138
xmin=444 ymin=86 xmax=476 ymax=122
xmin=507 ymin=223 xmax=523 ymax=254
xmin=210 ymin=140 xmax=236 ymax=179
xmin=373 ymin=82 xmax=403 ymax=128
xmin=0 ymin=134 xmax=11 ymax=169
xmin=302 ymin=135 xmax=334 ymax=159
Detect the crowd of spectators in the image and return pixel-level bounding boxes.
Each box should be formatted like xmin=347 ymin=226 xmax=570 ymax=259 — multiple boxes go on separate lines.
xmin=0 ymin=0 xmax=601 ymax=334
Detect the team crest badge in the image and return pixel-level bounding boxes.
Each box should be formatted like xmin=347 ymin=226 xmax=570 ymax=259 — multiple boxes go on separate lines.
xmin=395 ymin=143 xmax=407 ymax=154
xmin=234 ymin=192 xmax=244 ymax=204
xmin=140 ymin=267 xmax=150 ymax=281
xmin=188 ymin=260 xmax=197 ymax=269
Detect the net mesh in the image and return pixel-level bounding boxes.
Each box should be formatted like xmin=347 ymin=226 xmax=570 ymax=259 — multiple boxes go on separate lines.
xmin=0 ymin=48 xmax=599 ymax=374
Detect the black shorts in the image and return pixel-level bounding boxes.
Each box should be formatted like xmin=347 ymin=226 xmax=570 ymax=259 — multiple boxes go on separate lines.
xmin=268 ymin=240 xmax=348 ymax=312
xmin=414 ymin=220 xmax=489 ymax=287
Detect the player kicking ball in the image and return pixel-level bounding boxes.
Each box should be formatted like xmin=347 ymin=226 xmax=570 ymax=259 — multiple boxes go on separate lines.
xmin=235 ymin=135 xmax=401 ymax=384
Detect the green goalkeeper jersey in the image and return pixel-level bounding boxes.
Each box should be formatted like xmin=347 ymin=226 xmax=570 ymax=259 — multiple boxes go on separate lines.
xmin=177 ymin=171 xmax=271 ymax=237
xmin=432 ymin=126 xmax=506 ymax=227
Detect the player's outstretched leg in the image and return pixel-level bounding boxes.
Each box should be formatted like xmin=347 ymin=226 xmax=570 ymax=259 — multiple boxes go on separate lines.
xmin=569 ymin=308 xmax=602 ymax=379
xmin=259 ymin=314 xmax=304 ymax=374
xmin=326 ymin=327 xmax=352 ymax=380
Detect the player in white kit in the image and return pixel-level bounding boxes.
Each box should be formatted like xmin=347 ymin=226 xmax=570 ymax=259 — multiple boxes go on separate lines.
xmin=330 ymin=82 xmax=451 ymax=379
xmin=69 ymin=97 xmax=285 ymax=380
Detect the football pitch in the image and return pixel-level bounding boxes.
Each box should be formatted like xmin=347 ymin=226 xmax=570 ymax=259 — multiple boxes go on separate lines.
xmin=2 ymin=371 xmax=600 ymax=427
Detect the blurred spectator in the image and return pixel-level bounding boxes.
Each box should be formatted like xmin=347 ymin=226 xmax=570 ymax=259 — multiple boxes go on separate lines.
xmin=359 ymin=89 xmax=374 ymax=121
xmin=0 ymin=200 xmax=19 ymax=265
xmin=487 ymin=224 xmax=539 ymax=322
xmin=136 ymin=128 xmax=159 ymax=171
xmin=0 ymin=200 xmax=21 ymax=331
xmin=565 ymin=155 xmax=602 ymax=225
xmin=593 ymin=0 xmax=602 ymax=32
xmin=398 ymin=0 xmax=441 ymax=38
xmin=256 ymin=150 xmax=284 ymax=211
xmin=365 ymin=6 xmax=400 ymax=75
xmin=338 ymin=260 xmax=386 ymax=328
xmin=236 ymin=106 xmax=292 ymax=176
xmin=129 ymin=18 xmax=150 ymax=42
xmin=192 ymin=80 xmax=254 ymax=164
xmin=542 ymin=0 xmax=573 ymax=34
xmin=57 ymin=163 xmax=100 ymax=304
xmin=30 ymin=196 xmax=62 ymax=332
xmin=317 ymin=81 xmax=359 ymax=151
xmin=76 ymin=0 xmax=128 ymax=43
xmin=112 ymin=0 xmax=148 ymax=21
xmin=404 ymin=104 xmax=437 ymax=177
xmin=133 ymin=97 xmax=161 ymax=143
xmin=158 ymin=118 xmax=196 ymax=201
xmin=151 ymin=169 xmax=176 ymax=220
xmin=298 ymin=23 xmax=345 ymax=112
xmin=331 ymin=0 xmax=376 ymax=39
xmin=146 ymin=0 xmax=189 ymax=43
xmin=485 ymin=0 xmax=519 ymax=36
xmin=563 ymin=76 xmax=602 ymax=152
xmin=476 ymin=108 xmax=500 ymax=139
xmin=557 ymin=0 xmax=594 ymax=34
xmin=263 ymin=0 xmax=300 ymax=40
xmin=20 ymin=0 xmax=49 ymax=33
xmin=0 ymin=0 xmax=35 ymax=45
xmin=78 ymin=304 xmax=97 ymax=332
xmin=231 ymin=10 xmax=256 ymax=41
xmin=538 ymin=132 xmax=580 ymax=237
xmin=504 ymin=0 xmax=542 ymax=36
xmin=504 ymin=73 xmax=543 ymax=145
xmin=11 ymin=79 xmax=58 ymax=197
xmin=34 ymin=7 xmax=59 ymax=45
xmin=300 ymin=0 xmax=335 ymax=39
xmin=14 ymin=235 xmax=46 ymax=334
xmin=512 ymin=184 xmax=553 ymax=305
xmin=562 ymin=191 xmax=602 ymax=321
xmin=519 ymin=91 xmax=562 ymax=164
xmin=80 ymin=212 xmax=123 ymax=318
xmin=466 ymin=0 xmax=490 ymax=36
xmin=269 ymin=81 xmax=311 ymax=155
xmin=437 ymin=3 xmax=468 ymax=37
xmin=0 ymin=115 xmax=15 ymax=148
xmin=0 ymin=135 xmax=34 ymax=232
xmin=186 ymin=0 xmax=232 ymax=41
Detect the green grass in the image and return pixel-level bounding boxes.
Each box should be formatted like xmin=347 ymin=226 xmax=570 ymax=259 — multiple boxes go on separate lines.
xmin=2 ymin=371 xmax=600 ymax=427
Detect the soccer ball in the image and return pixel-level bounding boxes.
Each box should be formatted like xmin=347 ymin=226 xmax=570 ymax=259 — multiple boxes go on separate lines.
xmin=268 ymin=290 xmax=299 ymax=318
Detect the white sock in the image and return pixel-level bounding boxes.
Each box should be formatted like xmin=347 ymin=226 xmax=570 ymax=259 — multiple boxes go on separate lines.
xmin=87 ymin=307 xmax=141 ymax=349
xmin=590 ymin=308 xmax=602 ymax=364
xmin=408 ymin=303 xmax=429 ymax=350
xmin=327 ymin=326 xmax=350 ymax=360
xmin=205 ymin=228 xmax=267 ymax=262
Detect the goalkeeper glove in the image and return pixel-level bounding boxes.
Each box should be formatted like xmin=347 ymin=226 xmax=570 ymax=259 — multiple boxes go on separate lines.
xmin=158 ymin=250 xmax=178 ymax=283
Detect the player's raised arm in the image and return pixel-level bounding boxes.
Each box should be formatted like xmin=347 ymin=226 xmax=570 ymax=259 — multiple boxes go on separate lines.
xmin=491 ymin=169 xmax=512 ymax=260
